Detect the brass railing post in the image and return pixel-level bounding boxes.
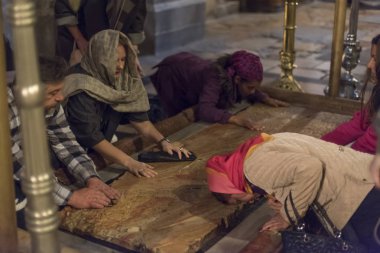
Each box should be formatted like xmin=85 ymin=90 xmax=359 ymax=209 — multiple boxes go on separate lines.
xmin=328 ymin=0 xmax=347 ymax=97
xmin=279 ymin=0 xmax=303 ymax=92
xmin=0 ymin=1 xmax=18 ymax=251
xmin=6 ymin=0 xmax=60 ymax=252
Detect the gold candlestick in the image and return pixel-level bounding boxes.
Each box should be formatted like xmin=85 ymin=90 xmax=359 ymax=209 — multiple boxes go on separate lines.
xmin=279 ymin=0 xmax=303 ymax=92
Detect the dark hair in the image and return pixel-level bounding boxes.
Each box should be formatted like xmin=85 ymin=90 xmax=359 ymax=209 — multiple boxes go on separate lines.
xmin=213 ymin=54 xmax=238 ymax=108
xmin=360 ymin=38 xmax=380 ymax=127
xmin=212 ymin=192 xmax=230 ymax=204
xmin=39 ymin=56 xmax=68 ymax=84
xmin=372 ymin=34 xmax=380 ymax=45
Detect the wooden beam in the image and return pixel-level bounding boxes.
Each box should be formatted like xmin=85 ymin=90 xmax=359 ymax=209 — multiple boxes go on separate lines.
xmin=261 ymin=86 xmax=361 ymax=115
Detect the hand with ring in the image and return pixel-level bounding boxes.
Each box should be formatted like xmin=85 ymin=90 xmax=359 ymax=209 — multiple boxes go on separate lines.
xmin=161 ymin=141 xmax=191 ymax=159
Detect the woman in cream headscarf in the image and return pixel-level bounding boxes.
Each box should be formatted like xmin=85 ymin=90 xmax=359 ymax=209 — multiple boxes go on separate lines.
xmin=64 ymin=30 xmax=190 ymax=177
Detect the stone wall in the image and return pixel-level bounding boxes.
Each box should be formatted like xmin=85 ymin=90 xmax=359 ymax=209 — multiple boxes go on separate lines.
xmin=206 ymin=0 xmax=239 ymax=18
xmin=140 ymin=0 xmax=206 ymax=55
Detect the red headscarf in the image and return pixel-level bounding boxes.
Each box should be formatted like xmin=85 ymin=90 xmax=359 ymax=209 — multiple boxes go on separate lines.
xmin=226 ymin=50 xmax=263 ymax=82
xmin=206 ymin=133 xmax=273 ymax=194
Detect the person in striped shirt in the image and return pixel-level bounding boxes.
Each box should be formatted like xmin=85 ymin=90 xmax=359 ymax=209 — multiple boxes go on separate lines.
xmin=8 ymin=56 xmax=120 ymax=227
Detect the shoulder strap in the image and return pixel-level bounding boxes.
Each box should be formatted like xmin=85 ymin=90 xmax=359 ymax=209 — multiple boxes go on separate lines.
xmin=284 ymin=162 xmax=326 ymax=228
xmin=312 ymin=201 xmax=341 ymax=238
xmin=310 ymin=164 xmax=341 ymax=238
xmin=284 ymin=195 xmax=296 ymax=226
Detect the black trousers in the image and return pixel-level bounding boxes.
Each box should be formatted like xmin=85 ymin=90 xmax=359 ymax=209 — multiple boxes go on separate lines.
xmin=343 ymin=187 xmax=380 ymax=253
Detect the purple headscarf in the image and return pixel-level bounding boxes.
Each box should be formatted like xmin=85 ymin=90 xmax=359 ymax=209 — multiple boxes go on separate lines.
xmin=226 ymin=50 xmax=263 ymax=82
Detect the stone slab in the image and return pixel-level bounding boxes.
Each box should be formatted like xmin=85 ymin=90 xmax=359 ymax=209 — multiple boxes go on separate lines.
xmin=60 ymin=104 xmax=351 ymax=253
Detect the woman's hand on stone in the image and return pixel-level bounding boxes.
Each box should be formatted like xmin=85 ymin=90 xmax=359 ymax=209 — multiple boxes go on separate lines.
xmin=262 ymin=97 xmax=289 ymax=107
xmin=260 ymin=214 xmax=290 ymax=232
xmin=229 ymin=115 xmax=265 ymax=131
xmin=161 ymin=141 xmax=191 ymax=160
xmin=125 ymin=159 xmax=158 ymax=178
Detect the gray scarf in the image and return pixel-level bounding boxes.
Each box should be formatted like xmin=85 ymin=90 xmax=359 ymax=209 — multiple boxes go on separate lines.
xmin=63 ymin=29 xmax=149 ymax=113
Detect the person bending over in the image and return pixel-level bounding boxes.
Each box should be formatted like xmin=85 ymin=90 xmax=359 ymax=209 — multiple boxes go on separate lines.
xmin=207 ymin=132 xmax=380 ymax=252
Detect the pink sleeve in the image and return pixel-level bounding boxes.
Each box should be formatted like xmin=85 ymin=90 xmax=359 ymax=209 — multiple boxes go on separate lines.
xmin=351 ymin=125 xmax=377 ymax=154
xmin=321 ymin=111 xmax=367 ymax=145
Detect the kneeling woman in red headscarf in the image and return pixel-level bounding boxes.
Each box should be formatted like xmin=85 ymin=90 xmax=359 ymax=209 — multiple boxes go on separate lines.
xmin=150 ymin=51 xmax=288 ymax=130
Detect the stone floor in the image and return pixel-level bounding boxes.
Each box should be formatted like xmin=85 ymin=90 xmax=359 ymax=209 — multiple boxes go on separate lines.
xmin=140 ymin=0 xmax=380 ymax=98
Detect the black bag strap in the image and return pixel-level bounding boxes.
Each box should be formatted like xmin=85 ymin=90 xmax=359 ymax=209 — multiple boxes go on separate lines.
xmin=284 ymin=191 xmax=306 ymax=232
xmin=284 ymin=162 xmax=327 ymax=231
xmin=284 ymin=162 xmax=342 ymax=238
xmin=310 ymin=164 xmax=342 ymax=238
xmin=288 ymin=191 xmax=302 ymax=221
xmin=284 ymin=195 xmax=296 ymax=226
xmin=311 ymin=201 xmax=341 ymax=238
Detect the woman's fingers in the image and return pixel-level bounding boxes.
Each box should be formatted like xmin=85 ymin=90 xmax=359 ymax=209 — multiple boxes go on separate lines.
xmin=144 ymin=163 xmax=154 ymax=169
xmin=277 ymin=100 xmax=289 ymax=107
xmin=140 ymin=168 xmax=158 ymax=177
xmin=260 ymin=215 xmax=290 ymax=232
xmin=138 ymin=163 xmax=158 ymax=178
xmin=176 ymin=148 xmax=183 ymax=160
xmin=182 ymin=148 xmax=191 ymax=158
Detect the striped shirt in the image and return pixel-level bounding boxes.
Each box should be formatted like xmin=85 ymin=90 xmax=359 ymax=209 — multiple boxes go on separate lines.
xmin=8 ymin=86 xmax=98 ymax=206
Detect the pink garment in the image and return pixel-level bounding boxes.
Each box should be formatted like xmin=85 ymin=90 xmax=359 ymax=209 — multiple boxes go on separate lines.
xmin=321 ymin=110 xmax=377 ymax=154
xmin=206 ymin=133 xmax=272 ymax=194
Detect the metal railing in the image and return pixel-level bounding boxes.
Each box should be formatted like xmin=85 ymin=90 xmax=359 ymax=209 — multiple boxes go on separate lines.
xmin=0 ymin=0 xmax=18 ymax=251
xmin=5 ymin=0 xmax=61 ymax=252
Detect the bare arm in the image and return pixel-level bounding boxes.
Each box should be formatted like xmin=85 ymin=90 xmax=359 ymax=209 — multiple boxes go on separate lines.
xmin=66 ymin=25 xmax=88 ymax=54
xmin=93 ymin=139 xmax=157 ymax=177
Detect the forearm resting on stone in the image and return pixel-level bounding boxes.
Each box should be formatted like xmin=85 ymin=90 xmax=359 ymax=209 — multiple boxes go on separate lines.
xmin=93 ymin=139 xmax=135 ymax=168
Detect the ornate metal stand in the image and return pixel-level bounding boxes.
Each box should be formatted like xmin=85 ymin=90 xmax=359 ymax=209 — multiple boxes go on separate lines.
xmin=341 ymin=0 xmax=361 ymax=99
xmin=6 ymin=0 xmax=60 ymax=252
xmin=325 ymin=0 xmax=361 ymax=99
xmin=279 ymin=0 xmax=303 ymax=92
